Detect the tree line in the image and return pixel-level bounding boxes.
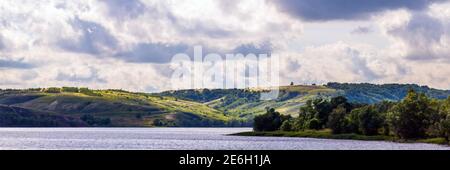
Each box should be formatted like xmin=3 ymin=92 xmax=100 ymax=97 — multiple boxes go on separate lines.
xmin=254 ymin=89 xmax=450 ymax=141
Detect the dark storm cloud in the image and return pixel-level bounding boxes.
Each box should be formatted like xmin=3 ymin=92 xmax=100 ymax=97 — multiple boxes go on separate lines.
xmin=272 ymin=0 xmax=443 ymax=21
xmin=0 ymin=58 xmax=34 ymax=69
xmin=58 ymin=17 xmax=118 ymax=55
xmin=100 ymin=0 xmax=146 ymax=19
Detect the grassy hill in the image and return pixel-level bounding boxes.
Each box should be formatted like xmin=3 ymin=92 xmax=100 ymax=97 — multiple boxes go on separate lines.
xmin=326 ymin=82 xmax=450 ymax=104
xmin=1 ymin=83 xmax=449 ymax=127
xmin=161 ymin=83 xmax=450 ymax=119
xmin=161 ymin=85 xmax=339 ymax=118
xmin=0 ymin=88 xmax=239 ymax=127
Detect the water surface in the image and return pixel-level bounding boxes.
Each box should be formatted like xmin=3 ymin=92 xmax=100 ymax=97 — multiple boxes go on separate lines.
xmin=0 ymin=128 xmax=448 ymax=150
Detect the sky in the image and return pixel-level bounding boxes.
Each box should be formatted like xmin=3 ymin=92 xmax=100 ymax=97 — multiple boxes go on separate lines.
xmin=0 ymin=0 xmax=449 ymax=92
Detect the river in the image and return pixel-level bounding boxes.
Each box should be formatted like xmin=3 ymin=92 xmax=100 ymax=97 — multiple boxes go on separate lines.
xmin=0 ymin=128 xmax=448 ymax=150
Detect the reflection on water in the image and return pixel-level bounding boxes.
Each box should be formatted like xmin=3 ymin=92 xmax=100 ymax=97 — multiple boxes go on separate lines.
xmin=0 ymin=128 xmax=448 ymax=150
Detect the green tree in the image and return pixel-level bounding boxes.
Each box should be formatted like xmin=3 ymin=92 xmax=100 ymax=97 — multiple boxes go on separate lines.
xmin=253 ymin=108 xmax=283 ymax=131
xmin=306 ymin=118 xmax=321 ymax=130
xmin=389 ymin=89 xmax=434 ymax=139
xmin=327 ymin=105 xmax=348 ymax=134
xmin=280 ymin=120 xmax=293 ymax=131
xmin=438 ymin=97 xmax=450 ymax=141
xmin=61 ymin=87 xmax=79 ymax=93
xmin=441 ymin=116 xmax=450 ymax=141
xmin=350 ymin=106 xmax=383 ymax=135
xmin=44 ymin=87 xmax=61 ymax=93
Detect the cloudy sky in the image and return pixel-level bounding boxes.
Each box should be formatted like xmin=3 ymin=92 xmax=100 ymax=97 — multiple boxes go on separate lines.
xmin=0 ymin=0 xmax=449 ymax=92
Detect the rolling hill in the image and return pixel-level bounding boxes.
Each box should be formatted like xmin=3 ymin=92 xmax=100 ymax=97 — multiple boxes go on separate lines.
xmin=1 ymin=83 xmax=449 ymax=127
xmin=0 ymin=88 xmax=239 ymax=127
xmin=160 ymin=83 xmax=450 ymax=118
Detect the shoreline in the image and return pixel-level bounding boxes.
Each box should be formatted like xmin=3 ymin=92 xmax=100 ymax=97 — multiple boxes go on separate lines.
xmin=231 ymin=130 xmax=450 ymax=146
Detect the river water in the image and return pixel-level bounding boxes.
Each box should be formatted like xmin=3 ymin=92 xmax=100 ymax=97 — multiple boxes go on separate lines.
xmin=0 ymin=128 xmax=448 ymax=150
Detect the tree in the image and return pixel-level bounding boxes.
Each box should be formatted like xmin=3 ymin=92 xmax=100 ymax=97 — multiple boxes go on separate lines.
xmin=80 ymin=114 xmax=111 ymax=126
xmin=441 ymin=116 xmax=450 ymax=141
xmin=306 ymin=118 xmax=321 ymax=130
xmin=280 ymin=120 xmax=293 ymax=131
xmin=438 ymin=97 xmax=450 ymax=141
xmin=350 ymin=106 xmax=383 ymax=135
xmin=311 ymin=98 xmax=333 ymax=127
xmin=290 ymin=82 xmax=294 ymax=86
xmin=389 ymin=89 xmax=434 ymax=139
xmin=44 ymin=87 xmax=61 ymax=93
xmin=61 ymin=87 xmax=79 ymax=93
xmin=253 ymin=108 xmax=283 ymax=131
xmin=297 ymin=96 xmax=353 ymax=130
xmin=327 ymin=105 xmax=348 ymax=134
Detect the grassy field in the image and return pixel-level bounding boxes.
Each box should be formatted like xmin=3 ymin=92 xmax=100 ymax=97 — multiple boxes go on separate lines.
xmin=233 ymin=129 xmax=450 ymax=145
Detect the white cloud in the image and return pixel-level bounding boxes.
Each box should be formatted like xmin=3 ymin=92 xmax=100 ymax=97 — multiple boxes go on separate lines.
xmin=0 ymin=0 xmax=449 ymax=91
xmin=377 ymin=4 xmax=450 ymax=62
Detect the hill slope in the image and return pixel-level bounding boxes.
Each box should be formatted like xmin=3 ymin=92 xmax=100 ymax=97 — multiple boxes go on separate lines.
xmin=326 ymin=82 xmax=450 ymax=104
xmin=161 ymin=83 xmax=450 ymax=118
xmin=1 ymin=83 xmax=449 ymax=127
xmin=0 ymin=89 xmax=238 ymax=127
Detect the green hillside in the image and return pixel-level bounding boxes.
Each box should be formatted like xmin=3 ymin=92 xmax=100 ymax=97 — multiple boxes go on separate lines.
xmin=1 ymin=83 xmax=449 ymax=127
xmin=0 ymin=88 xmax=239 ymax=127
xmin=326 ymin=82 xmax=450 ymax=104
xmin=161 ymin=83 xmax=450 ymax=119
xmin=161 ymin=85 xmax=339 ymax=118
